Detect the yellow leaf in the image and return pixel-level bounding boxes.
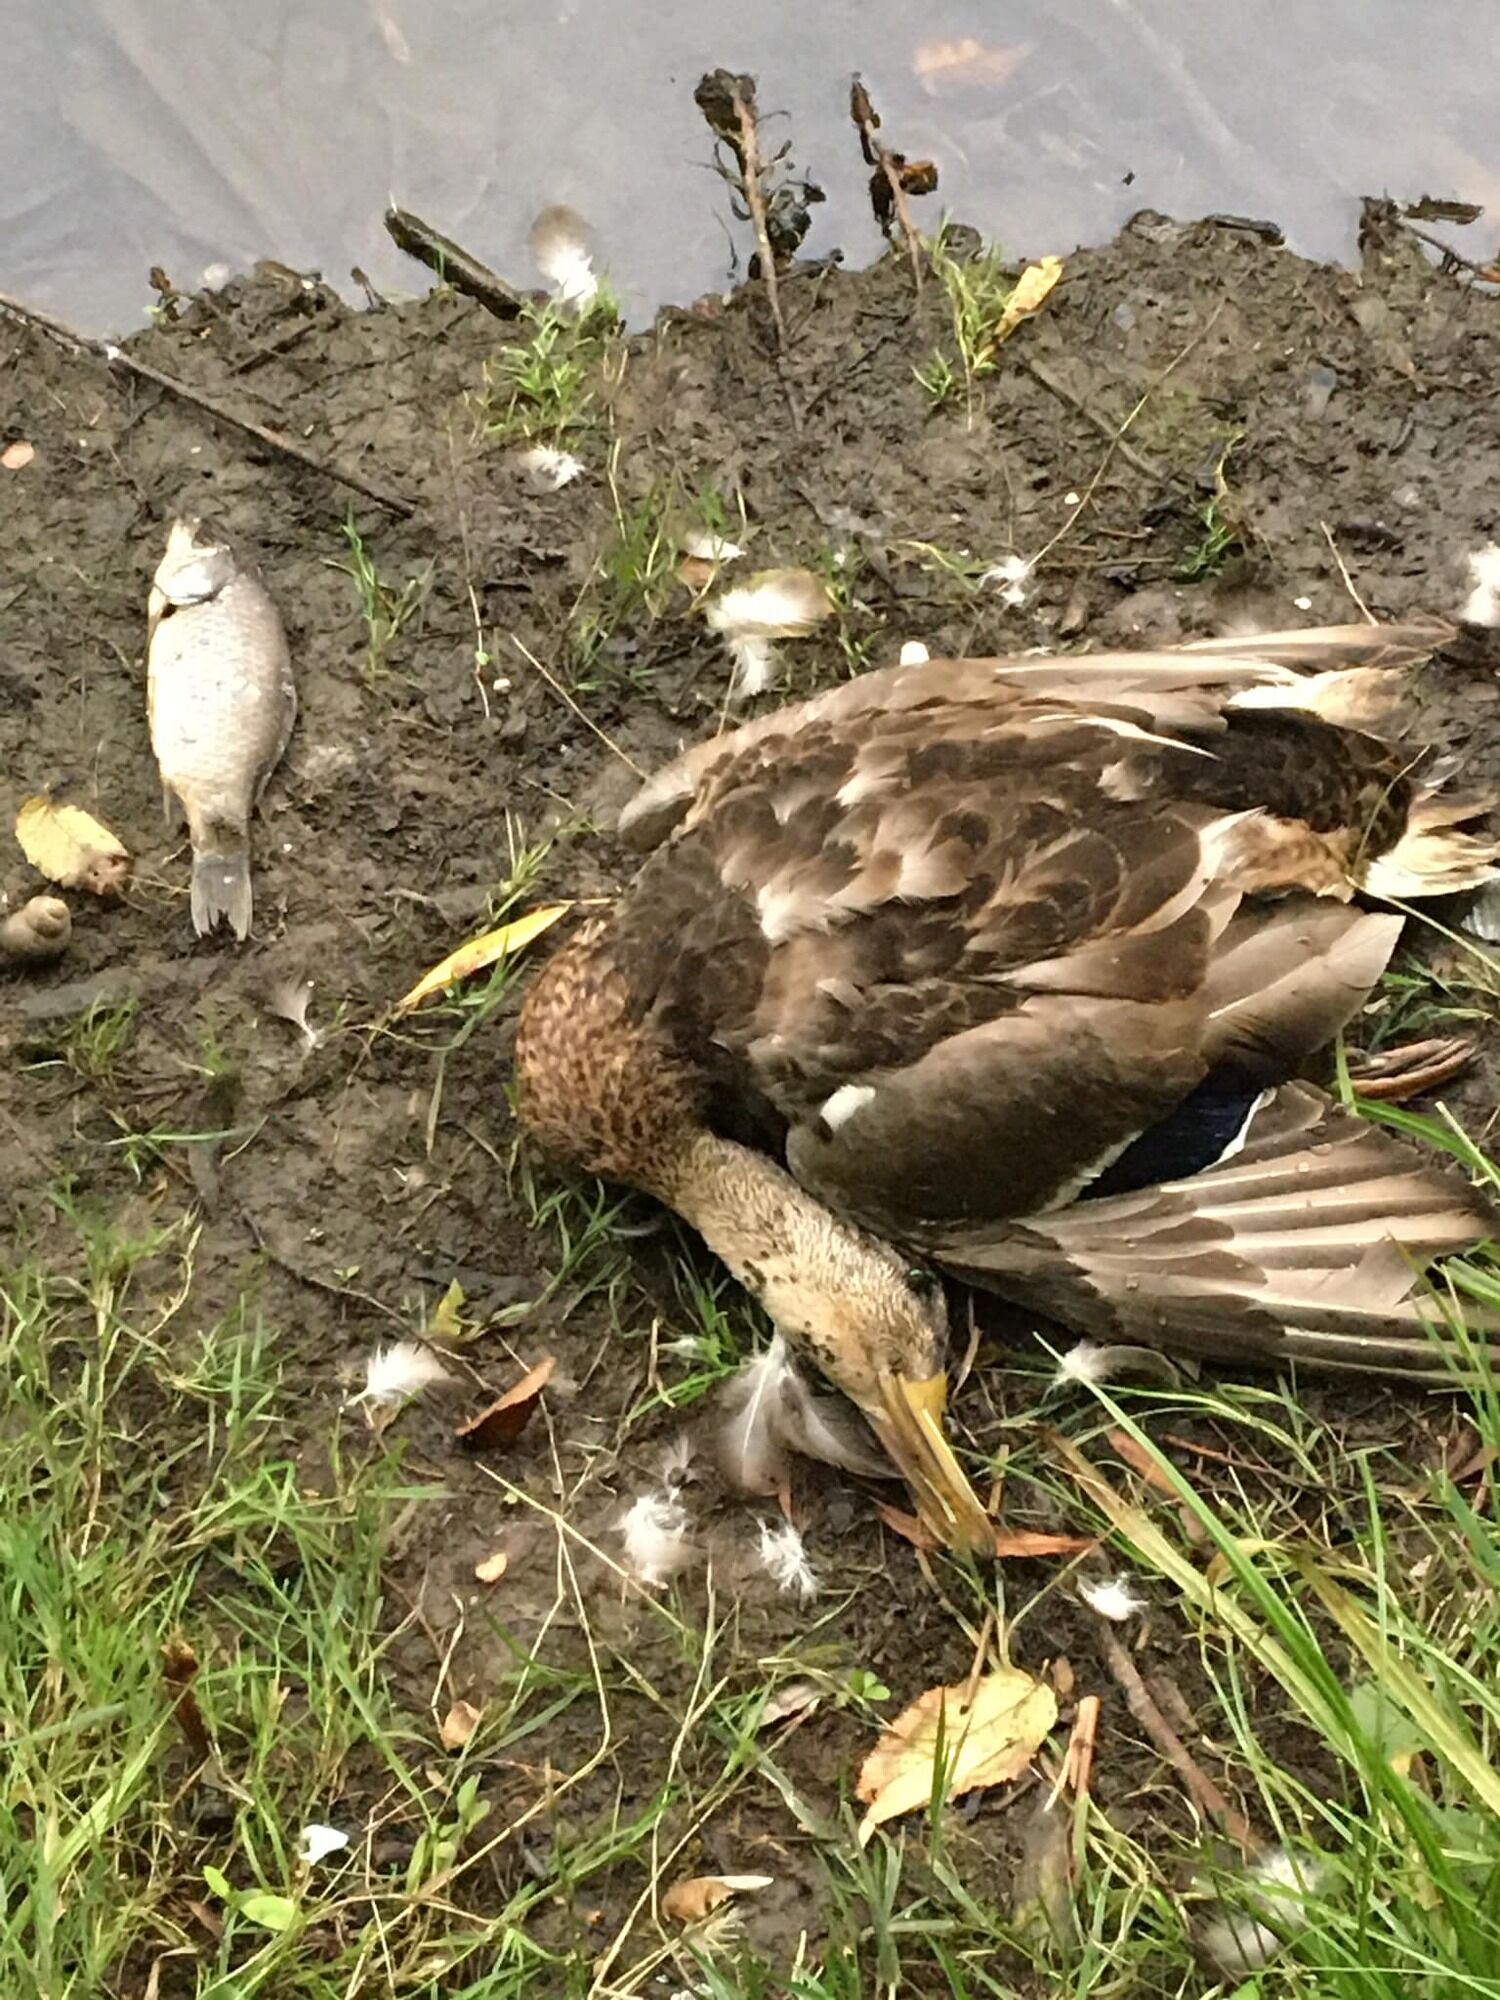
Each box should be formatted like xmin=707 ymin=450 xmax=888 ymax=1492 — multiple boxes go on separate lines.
xmin=856 ymin=1666 xmax=1056 ymax=1841
xmin=394 ymin=903 xmax=569 ymax=1014
xmin=995 ymin=255 xmax=1063 ymax=343
xmin=427 ymin=1279 xmax=466 ymax=1341
xmin=15 ymin=796 xmax=132 ymax=896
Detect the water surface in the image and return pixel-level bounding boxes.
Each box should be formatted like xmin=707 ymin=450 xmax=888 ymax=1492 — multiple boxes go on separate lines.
xmin=7 ymin=0 xmax=1500 ymax=333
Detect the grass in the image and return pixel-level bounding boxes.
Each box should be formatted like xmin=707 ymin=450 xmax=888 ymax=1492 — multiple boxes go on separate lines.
xmin=479 ymin=298 xmax=619 ymax=448
xmin=12 ymin=1003 xmax=1500 ymax=1997
xmin=1172 ymin=428 xmax=1248 ymax=581
xmin=916 ymin=226 xmax=1017 ymax=418
xmin=333 ymin=515 xmax=433 ymax=680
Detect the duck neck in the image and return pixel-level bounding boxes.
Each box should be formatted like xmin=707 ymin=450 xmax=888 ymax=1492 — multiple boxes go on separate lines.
xmin=649 ymin=1127 xmax=817 ymax=1295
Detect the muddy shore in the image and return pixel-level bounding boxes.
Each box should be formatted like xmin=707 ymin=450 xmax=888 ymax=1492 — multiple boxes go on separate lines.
xmin=3 ymin=201 xmax=1499 ymax=1984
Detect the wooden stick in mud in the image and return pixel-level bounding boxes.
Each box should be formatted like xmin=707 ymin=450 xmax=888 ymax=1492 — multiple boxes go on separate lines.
xmin=849 ymin=77 xmax=929 ymax=293
xmin=695 ymin=72 xmax=788 ymax=350
xmin=0 ymin=287 xmax=415 ymax=518
xmin=382 ymin=205 xmax=528 ymax=321
xmin=1099 ymin=1629 xmax=1256 ymax=1852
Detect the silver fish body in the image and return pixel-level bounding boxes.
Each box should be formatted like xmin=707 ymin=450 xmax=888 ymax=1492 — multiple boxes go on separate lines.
xmin=147 ymin=518 xmax=295 ymax=939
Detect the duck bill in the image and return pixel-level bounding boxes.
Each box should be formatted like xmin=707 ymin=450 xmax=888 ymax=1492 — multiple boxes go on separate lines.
xmin=873 ymin=1370 xmax=994 ymax=1553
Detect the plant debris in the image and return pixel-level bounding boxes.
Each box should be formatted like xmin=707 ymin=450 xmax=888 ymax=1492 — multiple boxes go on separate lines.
xmin=856 ymin=1664 xmax=1057 ymax=1840
xmin=439 ymin=1699 xmax=482 ymax=1750
xmin=849 ymin=77 xmax=937 ymax=288
xmin=14 ymin=794 xmax=132 ymax=897
xmin=162 ymin=1637 xmax=211 ymax=1761
xmin=454 ymin=1355 xmax=556 ymax=1451
xmin=473 ymin=1550 xmax=510 ymax=1584
xmin=661 ymin=1873 xmax=774 ymax=1925
xmin=694 ymin=69 xmax=824 ymax=348
xmin=394 ymin=903 xmax=570 ymax=1013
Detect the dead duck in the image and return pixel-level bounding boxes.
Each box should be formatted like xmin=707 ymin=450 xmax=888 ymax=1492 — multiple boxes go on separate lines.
xmin=515 ymin=624 xmax=1500 ymax=1550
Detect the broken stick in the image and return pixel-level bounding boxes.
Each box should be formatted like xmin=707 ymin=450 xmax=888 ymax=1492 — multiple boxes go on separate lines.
xmin=0 ymin=286 xmax=415 ymax=518
xmin=849 ymin=77 xmax=936 ymax=291
xmin=383 ymin=206 xmax=528 ymax=321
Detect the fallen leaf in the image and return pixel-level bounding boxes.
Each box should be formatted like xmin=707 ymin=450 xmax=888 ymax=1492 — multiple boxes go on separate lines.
xmin=474 ymin=1549 xmax=510 ymax=1584
xmin=427 ymin=1279 xmax=466 ymax=1342
xmin=15 ymin=795 xmax=132 ymax=896
xmin=394 ymin=904 xmax=570 ymax=1014
xmin=856 ymin=1666 xmax=1057 ymax=1840
xmin=759 ymin=1678 xmax=824 ymax=1729
xmin=455 ymin=1355 xmax=557 ymax=1451
xmin=2 ymin=440 xmax=35 ymax=470
xmin=995 ymin=256 xmax=1064 ymax=344
xmin=914 ymin=36 xmax=1028 ymax=93
xmin=439 ymin=1699 xmax=482 ymax=1749
xmin=162 ymin=1637 xmax=210 ymax=1760
xmin=238 ymin=1892 xmax=297 ymax=1934
xmin=877 ymin=1503 xmax=1091 ymax=1559
xmin=661 ymin=1873 xmax=774 ymax=1924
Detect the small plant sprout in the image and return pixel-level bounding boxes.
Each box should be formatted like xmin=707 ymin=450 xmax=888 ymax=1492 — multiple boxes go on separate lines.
xmin=618 ymin=1488 xmax=696 ymax=1588
xmin=1459 ymin=542 xmax=1500 ymax=627
xmin=1079 ymin=1573 xmax=1149 ymax=1622
xmin=350 ymin=1341 xmax=453 ymax=1418
xmin=332 ymin=516 xmax=432 ymax=680
xmin=756 ymin=1519 xmax=817 ymax=1601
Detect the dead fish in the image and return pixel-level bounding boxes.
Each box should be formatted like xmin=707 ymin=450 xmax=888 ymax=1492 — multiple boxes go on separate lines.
xmin=147 ymin=517 xmax=295 ymax=939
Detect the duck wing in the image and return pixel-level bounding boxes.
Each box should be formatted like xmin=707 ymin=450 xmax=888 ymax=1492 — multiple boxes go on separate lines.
xmin=931 ymin=1081 xmax=1498 ymax=1378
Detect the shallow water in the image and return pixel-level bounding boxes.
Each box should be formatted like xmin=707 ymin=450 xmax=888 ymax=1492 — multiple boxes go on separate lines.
xmin=7 ymin=0 xmax=1500 ymax=333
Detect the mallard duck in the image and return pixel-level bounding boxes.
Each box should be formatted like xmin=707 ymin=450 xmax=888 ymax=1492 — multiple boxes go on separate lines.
xmin=515 ymin=625 xmax=1500 ymax=1549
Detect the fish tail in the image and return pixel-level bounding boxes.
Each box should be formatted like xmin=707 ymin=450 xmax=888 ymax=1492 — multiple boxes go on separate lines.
xmin=189 ymin=822 xmax=253 ymax=939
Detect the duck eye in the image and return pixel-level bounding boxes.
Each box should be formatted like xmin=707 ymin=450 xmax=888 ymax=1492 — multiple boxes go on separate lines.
xmin=905 ymin=1266 xmax=937 ymax=1296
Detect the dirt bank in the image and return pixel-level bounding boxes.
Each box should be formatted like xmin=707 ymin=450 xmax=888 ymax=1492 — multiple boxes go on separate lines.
xmin=2 ymin=201 xmax=1498 ymax=1989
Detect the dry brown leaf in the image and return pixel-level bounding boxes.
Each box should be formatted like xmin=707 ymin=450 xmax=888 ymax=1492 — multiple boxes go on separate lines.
xmin=914 ymin=36 xmax=1028 ymax=93
xmin=474 ymin=1550 xmax=510 ymax=1584
xmin=162 ymin=1637 xmax=210 ymax=1761
xmin=661 ymin=1873 xmax=774 ymax=1924
xmin=2 ymin=440 xmax=35 ymax=471
xmin=856 ymin=1666 xmax=1057 ymax=1840
xmin=394 ymin=904 xmax=569 ymax=1014
xmin=15 ymin=795 xmax=132 ymax=896
xmin=439 ymin=1699 xmax=482 ymax=1749
xmin=455 ymin=1355 xmax=557 ymax=1451
xmin=877 ymin=1502 xmax=1092 ymax=1559
xmin=996 ymin=256 xmax=1064 ymax=343
xmin=759 ymin=1678 xmax=824 ymax=1729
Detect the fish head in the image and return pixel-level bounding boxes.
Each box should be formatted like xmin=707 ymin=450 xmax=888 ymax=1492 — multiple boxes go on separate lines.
xmin=153 ymin=516 xmax=237 ymax=611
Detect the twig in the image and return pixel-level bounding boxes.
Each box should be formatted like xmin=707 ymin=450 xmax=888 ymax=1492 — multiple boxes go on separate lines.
xmin=1026 ymin=305 xmax=1223 ymax=575
xmin=1100 ymin=1629 xmax=1256 ymax=1852
xmin=849 ymin=77 xmax=930 ymax=293
xmin=695 ymin=73 xmax=788 ymax=351
xmin=1319 ymin=520 xmax=1376 ymax=622
xmin=1399 ymin=218 xmax=1500 ymax=281
xmin=383 ymin=205 xmax=528 ymax=320
xmin=508 ymin=636 xmax=647 ymax=777
xmin=1065 ymin=1692 xmax=1100 ymax=1799
xmin=0 ymin=286 xmax=415 ymax=517
xmin=1021 ymin=356 xmax=1170 ymax=483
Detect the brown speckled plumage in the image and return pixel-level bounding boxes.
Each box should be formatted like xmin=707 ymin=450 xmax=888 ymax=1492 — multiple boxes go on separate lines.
xmin=516 ymin=626 xmax=1500 ymax=1390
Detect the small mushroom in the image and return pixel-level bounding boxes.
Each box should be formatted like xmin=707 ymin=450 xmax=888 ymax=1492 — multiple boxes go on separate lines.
xmin=0 ymin=895 xmax=71 ymax=964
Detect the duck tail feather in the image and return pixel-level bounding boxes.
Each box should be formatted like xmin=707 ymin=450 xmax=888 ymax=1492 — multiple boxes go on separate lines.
xmin=934 ymin=1083 xmax=1499 ymax=1379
